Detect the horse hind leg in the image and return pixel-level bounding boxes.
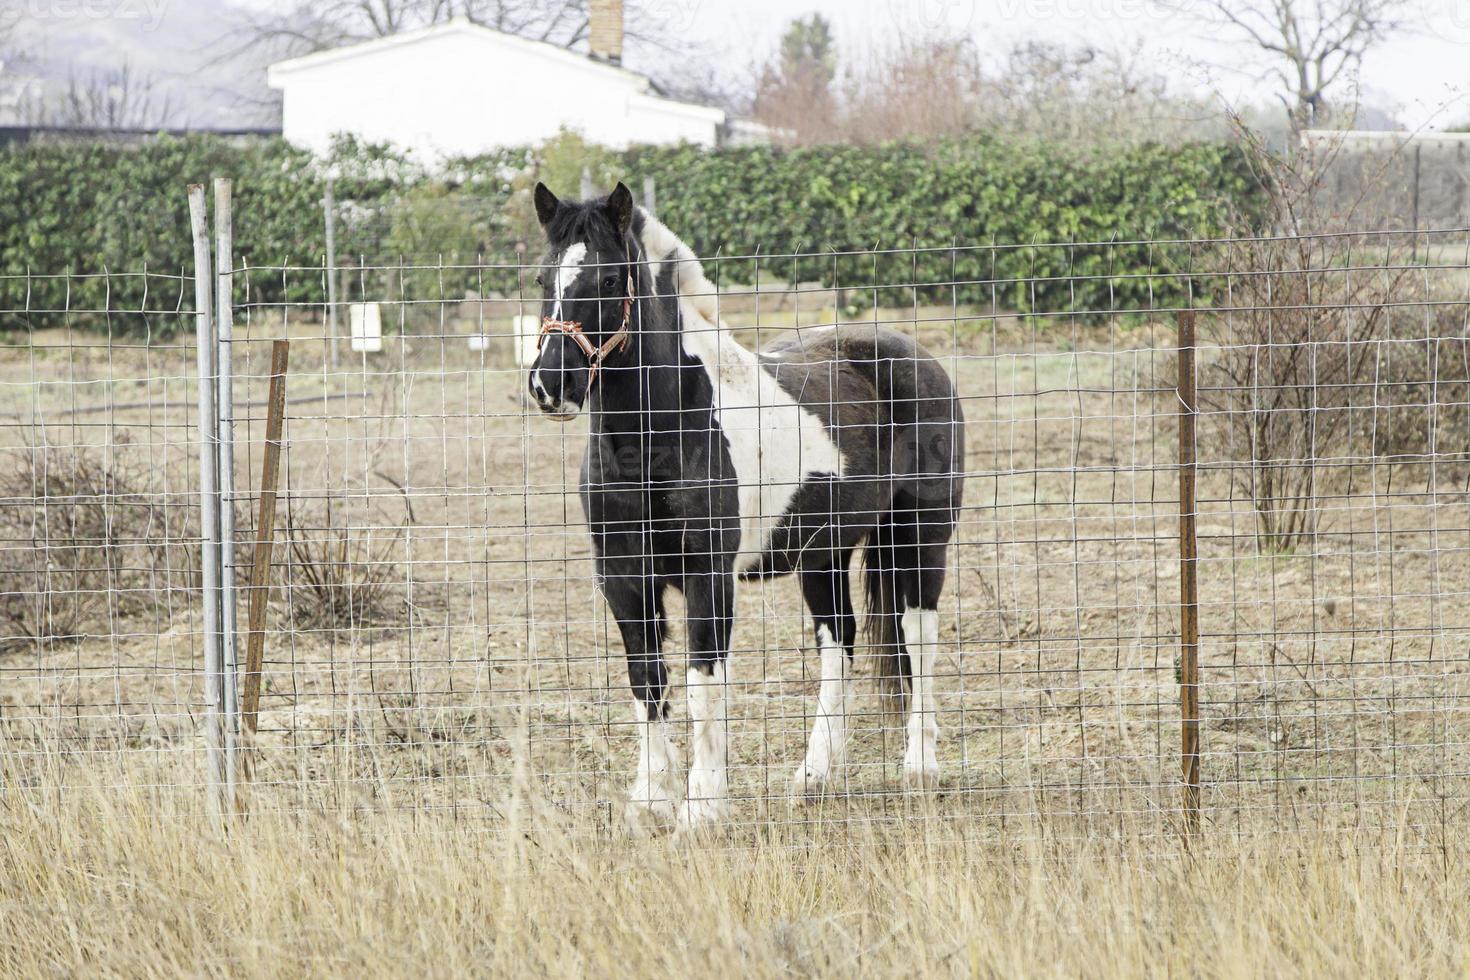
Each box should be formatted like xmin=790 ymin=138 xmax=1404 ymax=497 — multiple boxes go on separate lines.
xmin=881 ymin=504 xmax=954 ymax=793
xmin=789 ymin=561 xmax=856 ymax=801
xmin=903 ymin=534 xmax=953 ymax=791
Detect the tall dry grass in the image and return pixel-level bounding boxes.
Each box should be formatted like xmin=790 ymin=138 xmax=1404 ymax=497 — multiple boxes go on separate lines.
xmin=2 ymin=755 xmax=1469 ymax=977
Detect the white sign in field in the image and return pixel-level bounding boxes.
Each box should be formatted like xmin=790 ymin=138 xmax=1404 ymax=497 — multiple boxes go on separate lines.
xmin=350 ymin=303 xmax=383 ymax=353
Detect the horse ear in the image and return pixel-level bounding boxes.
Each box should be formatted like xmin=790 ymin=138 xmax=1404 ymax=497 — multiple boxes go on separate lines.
xmin=533 ymin=182 xmax=561 ymax=228
xmin=606 ymin=182 xmax=634 ymax=236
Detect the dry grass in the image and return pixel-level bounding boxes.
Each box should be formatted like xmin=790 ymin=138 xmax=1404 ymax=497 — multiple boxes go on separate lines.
xmin=2 ymin=757 xmax=1468 ymax=977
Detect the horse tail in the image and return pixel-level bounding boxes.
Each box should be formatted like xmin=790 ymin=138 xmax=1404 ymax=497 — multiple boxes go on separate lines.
xmin=862 ymin=525 xmax=910 ymax=714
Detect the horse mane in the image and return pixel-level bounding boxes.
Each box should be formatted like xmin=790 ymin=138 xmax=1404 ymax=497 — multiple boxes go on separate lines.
xmin=634 ymin=208 xmax=724 ymax=328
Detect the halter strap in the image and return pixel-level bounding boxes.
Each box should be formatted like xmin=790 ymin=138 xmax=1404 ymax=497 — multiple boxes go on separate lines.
xmin=536 ymin=274 xmax=635 ymax=387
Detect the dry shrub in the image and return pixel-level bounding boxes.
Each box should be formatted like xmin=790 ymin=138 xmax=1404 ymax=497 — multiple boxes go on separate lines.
xmin=0 ymin=442 xmax=195 ymax=650
xmin=1203 ymin=233 xmax=1422 ymax=552
xmin=1356 ymin=306 xmax=1470 ymax=465
xmin=1201 ymin=130 xmax=1431 ymax=553
xmin=838 ymin=39 xmax=982 ymax=145
xmin=282 ymin=496 xmax=405 ymax=629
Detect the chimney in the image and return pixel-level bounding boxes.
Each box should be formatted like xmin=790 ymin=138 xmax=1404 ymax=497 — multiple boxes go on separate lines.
xmin=589 ymin=0 xmax=624 ymax=65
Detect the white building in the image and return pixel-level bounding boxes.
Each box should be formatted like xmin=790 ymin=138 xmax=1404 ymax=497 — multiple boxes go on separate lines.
xmin=267 ymin=16 xmax=729 ymax=160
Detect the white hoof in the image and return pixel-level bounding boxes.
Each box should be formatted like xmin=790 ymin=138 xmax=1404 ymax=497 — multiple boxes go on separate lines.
xmin=624 ymin=791 xmax=678 ymax=836
xmin=788 ymin=762 xmax=842 ymax=802
xmin=901 ymin=759 xmax=940 ymax=793
xmin=676 ymin=795 xmax=729 ymax=833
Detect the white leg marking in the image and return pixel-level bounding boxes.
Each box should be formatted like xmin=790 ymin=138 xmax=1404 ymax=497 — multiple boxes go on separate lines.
xmin=790 ymin=624 xmax=852 ymax=800
xmin=625 ymin=700 xmax=680 ymax=834
xmin=679 ymin=663 xmax=730 ymax=829
xmin=901 ymin=607 xmax=941 ymax=791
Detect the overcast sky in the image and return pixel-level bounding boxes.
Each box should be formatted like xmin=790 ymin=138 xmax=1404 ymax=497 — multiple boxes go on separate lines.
xmin=680 ymin=0 xmax=1470 ymax=129
xmin=13 ymin=0 xmax=1470 ymax=130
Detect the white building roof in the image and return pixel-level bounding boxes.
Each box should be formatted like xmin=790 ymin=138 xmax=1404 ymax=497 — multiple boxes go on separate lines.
xmin=267 ymin=19 xmax=725 ymax=159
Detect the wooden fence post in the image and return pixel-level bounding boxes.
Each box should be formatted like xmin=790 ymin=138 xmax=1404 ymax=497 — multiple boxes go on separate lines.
xmin=241 ymin=339 xmax=290 ymax=741
xmin=1178 ymin=310 xmax=1201 ymax=838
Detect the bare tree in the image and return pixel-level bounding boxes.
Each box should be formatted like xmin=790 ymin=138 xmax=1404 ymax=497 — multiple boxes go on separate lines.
xmin=981 ymin=42 xmax=1221 ymax=144
xmin=752 ymin=14 xmax=840 ymax=144
xmin=839 ymin=38 xmax=982 ymax=144
xmin=763 ymin=32 xmax=1218 ymax=147
xmin=216 ymin=0 xmax=685 ymax=120
xmin=57 ymin=62 xmax=178 ymax=130
xmin=230 ymin=0 xmax=670 ymax=60
xmin=1158 ymin=0 xmax=1408 ymax=135
xmin=0 ymin=6 xmax=17 ymax=50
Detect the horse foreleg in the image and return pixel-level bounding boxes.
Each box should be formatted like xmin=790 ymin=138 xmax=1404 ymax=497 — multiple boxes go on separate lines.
xmin=680 ymin=569 xmax=734 ymax=830
xmin=610 ymin=579 xmax=679 ymax=833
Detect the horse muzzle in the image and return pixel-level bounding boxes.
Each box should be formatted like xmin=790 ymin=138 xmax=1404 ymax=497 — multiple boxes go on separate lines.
xmin=529 ymin=373 xmax=583 ymax=420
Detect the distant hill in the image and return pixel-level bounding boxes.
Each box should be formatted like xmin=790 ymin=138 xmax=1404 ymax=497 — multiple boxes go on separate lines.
xmin=8 ymin=0 xmax=280 ymax=128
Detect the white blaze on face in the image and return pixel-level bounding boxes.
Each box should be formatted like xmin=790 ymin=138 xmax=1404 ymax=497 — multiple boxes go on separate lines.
xmin=551 ymin=242 xmax=587 ymax=321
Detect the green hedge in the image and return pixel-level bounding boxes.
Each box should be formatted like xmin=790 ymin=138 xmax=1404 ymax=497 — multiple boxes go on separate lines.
xmin=623 ymin=138 xmax=1260 ymax=314
xmin=0 ymin=133 xmax=1261 ymax=335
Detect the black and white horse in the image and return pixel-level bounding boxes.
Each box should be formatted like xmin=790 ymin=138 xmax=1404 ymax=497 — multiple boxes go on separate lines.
xmin=527 ymin=182 xmax=965 ymax=831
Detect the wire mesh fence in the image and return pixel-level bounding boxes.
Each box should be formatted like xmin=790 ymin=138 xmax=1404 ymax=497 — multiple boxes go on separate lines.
xmin=2 ymin=181 xmax=1468 ymax=843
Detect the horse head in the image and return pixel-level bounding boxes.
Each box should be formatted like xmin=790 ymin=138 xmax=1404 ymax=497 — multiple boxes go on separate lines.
xmin=527 ymin=181 xmax=638 ymax=420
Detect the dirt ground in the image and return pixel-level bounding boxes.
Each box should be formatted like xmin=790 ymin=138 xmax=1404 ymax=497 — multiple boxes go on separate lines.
xmin=2 ymin=299 xmax=1468 ymax=839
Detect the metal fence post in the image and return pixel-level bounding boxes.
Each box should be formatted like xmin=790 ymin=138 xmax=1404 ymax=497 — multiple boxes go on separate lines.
xmin=1177 ymin=309 xmax=1201 ymax=838
xmin=189 ymin=184 xmax=227 ymax=821
xmin=214 ymin=178 xmax=241 ymax=803
xmin=324 ymin=178 xmax=339 ymax=371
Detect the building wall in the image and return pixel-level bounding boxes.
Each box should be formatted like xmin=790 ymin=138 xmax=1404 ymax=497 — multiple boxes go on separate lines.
xmin=274 ymin=30 xmax=720 ymax=160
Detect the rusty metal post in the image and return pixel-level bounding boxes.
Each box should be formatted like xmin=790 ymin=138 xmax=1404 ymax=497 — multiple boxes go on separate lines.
xmin=1178 ymin=310 xmax=1201 ymax=838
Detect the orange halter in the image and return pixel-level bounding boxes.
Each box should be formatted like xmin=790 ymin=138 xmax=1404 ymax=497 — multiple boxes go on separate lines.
xmin=536 ymin=275 xmax=635 ymax=386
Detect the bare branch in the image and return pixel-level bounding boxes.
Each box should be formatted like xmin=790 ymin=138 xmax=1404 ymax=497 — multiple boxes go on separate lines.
xmin=216 ymin=0 xmax=676 ymax=65
xmin=55 ymin=62 xmax=179 ymax=129
xmin=1156 ymin=0 xmax=1408 ymax=134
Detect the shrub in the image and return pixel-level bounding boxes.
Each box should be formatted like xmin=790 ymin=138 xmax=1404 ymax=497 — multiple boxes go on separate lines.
xmin=622 ymin=137 xmax=1260 ymax=314
xmin=1355 ymin=306 xmax=1470 ymax=466
xmin=1197 ymin=129 xmax=1442 ymax=553
xmin=282 ymin=497 xmax=406 ymax=630
xmin=0 ymin=443 xmax=196 ymax=650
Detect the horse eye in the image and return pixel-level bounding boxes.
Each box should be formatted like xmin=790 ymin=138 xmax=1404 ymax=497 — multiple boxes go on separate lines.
xmin=534 ymin=273 xmax=544 ymax=288
xmin=602 ymin=275 xmax=618 ymax=291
